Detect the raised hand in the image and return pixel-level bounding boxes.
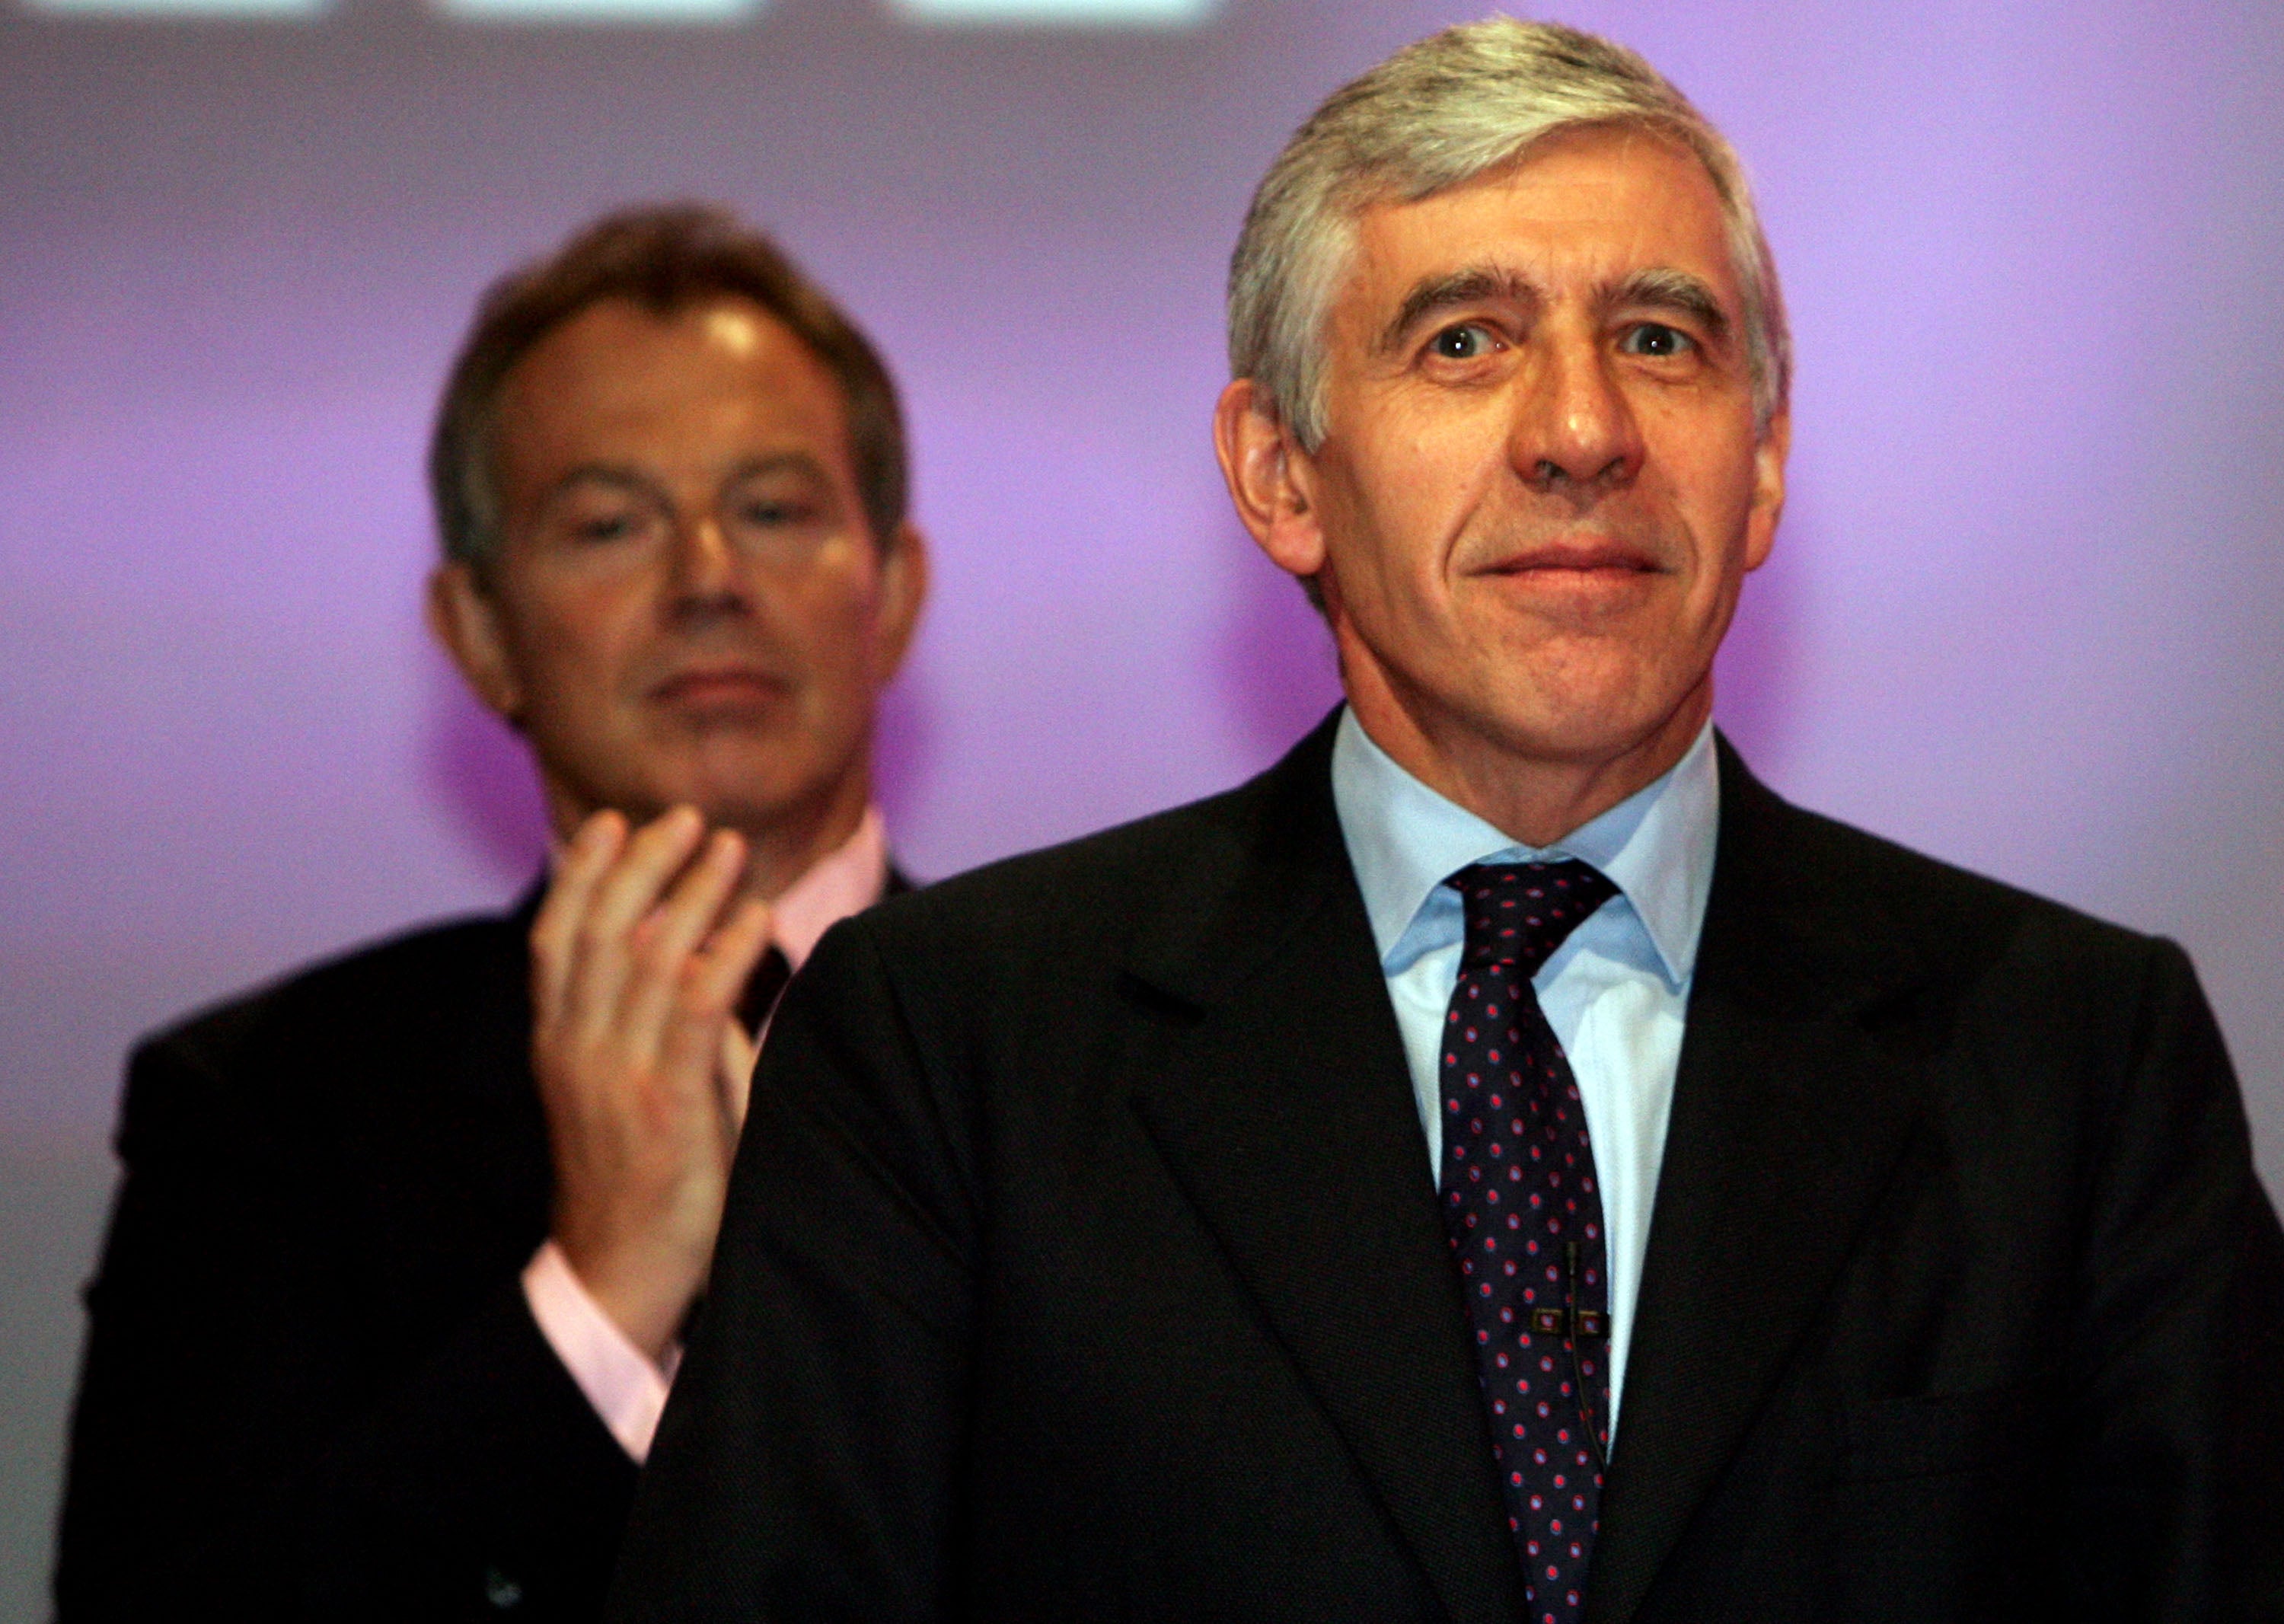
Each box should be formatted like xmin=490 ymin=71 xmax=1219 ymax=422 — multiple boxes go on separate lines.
xmin=528 ymin=806 xmax=775 ymax=1361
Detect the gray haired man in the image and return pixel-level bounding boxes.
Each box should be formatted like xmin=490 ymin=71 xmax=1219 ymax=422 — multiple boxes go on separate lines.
xmin=609 ymin=21 xmax=2284 ymax=1623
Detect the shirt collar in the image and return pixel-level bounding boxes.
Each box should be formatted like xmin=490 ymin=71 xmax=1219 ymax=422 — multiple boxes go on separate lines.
xmin=770 ymin=806 xmax=890 ymax=969
xmin=1329 ymin=707 xmax=1718 ymax=989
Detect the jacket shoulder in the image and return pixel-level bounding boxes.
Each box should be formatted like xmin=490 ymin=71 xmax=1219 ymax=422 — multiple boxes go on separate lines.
xmin=1795 ymin=797 xmax=2145 ymax=942
xmin=1722 ymin=752 xmax=2174 ymax=1010
xmin=853 ymin=767 xmax=1279 ymax=972
xmin=122 ymin=910 xmax=535 ymax=1159
xmin=145 ymin=911 xmax=526 ymax=1070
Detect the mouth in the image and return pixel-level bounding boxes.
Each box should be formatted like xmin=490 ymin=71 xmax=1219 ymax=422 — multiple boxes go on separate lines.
xmin=1478 ymin=539 xmax=1664 ymax=580
xmin=648 ymin=666 xmax=794 ymax=709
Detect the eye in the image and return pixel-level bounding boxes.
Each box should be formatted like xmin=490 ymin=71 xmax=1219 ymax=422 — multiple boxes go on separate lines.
xmin=546 ymin=485 xmax=665 ymax=550
xmin=1430 ymin=322 xmax=1498 ymax=361
xmin=722 ymin=476 xmax=838 ymax=566
xmin=1619 ymin=323 xmax=1693 ymax=359
xmin=570 ymin=514 xmax=637 ymax=544
xmin=738 ymin=498 xmax=811 ymax=528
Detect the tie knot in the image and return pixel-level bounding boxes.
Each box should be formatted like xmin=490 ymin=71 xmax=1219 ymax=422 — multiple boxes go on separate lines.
xmin=1450 ymin=859 xmax=1617 ymax=975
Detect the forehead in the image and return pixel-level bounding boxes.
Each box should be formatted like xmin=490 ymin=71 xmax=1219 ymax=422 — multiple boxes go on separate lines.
xmin=493 ymin=294 xmax=852 ymax=485
xmin=1339 ymin=126 xmax=1739 ymax=324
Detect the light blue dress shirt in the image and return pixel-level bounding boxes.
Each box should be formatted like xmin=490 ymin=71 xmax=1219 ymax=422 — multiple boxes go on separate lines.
xmin=1329 ymin=707 xmax=1720 ymax=1440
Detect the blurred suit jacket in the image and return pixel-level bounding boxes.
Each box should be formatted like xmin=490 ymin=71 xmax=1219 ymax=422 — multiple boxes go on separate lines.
xmin=56 ymin=870 xmax=908 ymax=1624
xmin=610 ymin=713 xmax=2284 ymax=1624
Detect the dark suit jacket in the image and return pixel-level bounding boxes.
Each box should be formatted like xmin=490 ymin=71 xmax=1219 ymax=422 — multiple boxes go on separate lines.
xmin=611 ymin=715 xmax=2284 ymax=1624
xmin=58 ymin=864 xmax=911 ymax=1624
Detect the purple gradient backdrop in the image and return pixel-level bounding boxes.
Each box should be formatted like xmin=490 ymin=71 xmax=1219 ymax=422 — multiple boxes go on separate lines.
xmin=18 ymin=3 xmax=2284 ymax=1169
xmin=4 ymin=2 xmax=2283 ymax=1601
xmin=4 ymin=0 xmax=2284 ymax=1169
xmin=5 ymin=8 xmax=2283 ymax=1160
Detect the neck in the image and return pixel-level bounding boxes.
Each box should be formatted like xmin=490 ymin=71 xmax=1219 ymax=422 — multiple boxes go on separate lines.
xmin=727 ymin=773 xmax=872 ymax=905
xmin=1341 ymin=661 xmax=1710 ymax=850
xmin=541 ymin=764 xmax=874 ymax=908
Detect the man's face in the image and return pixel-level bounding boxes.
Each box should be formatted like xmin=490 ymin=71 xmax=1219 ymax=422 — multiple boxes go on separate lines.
xmin=433 ymin=295 xmax=923 ymax=843
xmin=1254 ymin=126 xmax=1785 ymax=802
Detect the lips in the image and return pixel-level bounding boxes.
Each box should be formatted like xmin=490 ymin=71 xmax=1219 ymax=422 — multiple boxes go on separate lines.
xmin=1479 ymin=539 xmax=1663 ymax=576
xmin=649 ymin=666 xmax=793 ymax=707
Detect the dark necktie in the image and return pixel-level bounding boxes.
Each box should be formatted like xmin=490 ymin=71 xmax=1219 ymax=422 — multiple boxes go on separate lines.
xmin=1439 ymin=859 xmax=1619 ymax=1622
xmin=736 ymin=945 xmax=794 ymax=1034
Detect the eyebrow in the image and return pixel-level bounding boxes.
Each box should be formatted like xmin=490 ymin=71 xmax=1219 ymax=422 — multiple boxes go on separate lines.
xmin=540 ymin=451 xmax=830 ymax=507
xmin=540 ymin=464 xmax=663 ymax=509
xmin=1376 ymin=263 xmax=1735 ymax=353
xmin=1613 ymin=267 xmax=1731 ymax=342
xmin=722 ymin=451 xmax=831 ymax=486
xmin=1376 ymin=266 xmax=1536 ymax=355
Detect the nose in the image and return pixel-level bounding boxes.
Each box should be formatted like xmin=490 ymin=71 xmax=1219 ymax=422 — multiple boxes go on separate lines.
xmin=664 ymin=512 xmax=750 ymax=623
xmin=1510 ymin=330 xmax=1644 ymax=500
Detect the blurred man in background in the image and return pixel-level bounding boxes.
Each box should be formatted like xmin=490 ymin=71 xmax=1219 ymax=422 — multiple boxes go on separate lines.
xmin=56 ymin=204 xmax=927 ymax=1622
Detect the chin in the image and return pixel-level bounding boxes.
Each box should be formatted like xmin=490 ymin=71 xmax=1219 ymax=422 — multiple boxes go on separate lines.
xmin=684 ymin=749 xmax=857 ymax=830
xmin=669 ymin=778 xmax=809 ymax=830
xmin=1485 ymin=676 xmax=1702 ymax=768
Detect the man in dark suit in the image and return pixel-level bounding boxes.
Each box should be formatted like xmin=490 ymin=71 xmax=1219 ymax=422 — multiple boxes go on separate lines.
xmin=609 ymin=21 xmax=2284 ymax=1624
xmin=55 ymin=205 xmax=928 ymax=1621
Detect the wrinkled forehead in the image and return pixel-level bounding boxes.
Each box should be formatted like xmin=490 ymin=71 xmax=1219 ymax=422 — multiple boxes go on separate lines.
xmin=1332 ymin=126 xmax=1741 ymax=329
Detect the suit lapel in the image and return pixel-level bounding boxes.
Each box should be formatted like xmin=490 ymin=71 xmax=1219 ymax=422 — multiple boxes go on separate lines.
xmin=1124 ymin=714 xmax=1524 ymax=1624
xmin=1584 ymin=742 xmax=1930 ymax=1624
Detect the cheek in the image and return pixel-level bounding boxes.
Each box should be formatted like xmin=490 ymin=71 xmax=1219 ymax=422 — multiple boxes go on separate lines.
xmin=1325 ymin=435 xmax=1476 ymax=606
xmin=507 ymin=582 xmax=645 ymax=707
xmin=779 ymin=570 xmax=888 ymax=699
xmin=1651 ymin=441 xmax=1762 ymax=590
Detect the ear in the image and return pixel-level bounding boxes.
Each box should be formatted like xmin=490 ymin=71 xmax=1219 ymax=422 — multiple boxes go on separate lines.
xmin=871 ymin=519 xmax=930 ymax=683
xmin=1214 ymin=379 xmax=1327 ymax=582
xmin=426 ymin=562 xmax=526 ymax=726
xmin=1743 ymin=407 xmax=1790 ymax=573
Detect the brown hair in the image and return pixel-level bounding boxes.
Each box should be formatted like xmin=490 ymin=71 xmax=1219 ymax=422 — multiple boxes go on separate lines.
xmin=429 ymin=203 xmax=909 ymax=578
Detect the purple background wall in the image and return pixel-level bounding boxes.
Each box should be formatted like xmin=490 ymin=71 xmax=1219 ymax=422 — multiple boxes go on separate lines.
xmin=4 ymin=0 xmax=2282 ymax=1611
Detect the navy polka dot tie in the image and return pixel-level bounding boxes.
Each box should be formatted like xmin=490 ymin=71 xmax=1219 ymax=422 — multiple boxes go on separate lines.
xmin=1439 ymin=859 xmax=1619 ymax=1623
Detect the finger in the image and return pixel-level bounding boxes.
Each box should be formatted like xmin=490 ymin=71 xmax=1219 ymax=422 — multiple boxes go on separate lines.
xmin=566 ymin=805 xmax=709 ymax=1037
xmin=654 ymin=897 xmax=773 ymax=1109
xmin=529 ymin=809 xmax=627 ymax=1026
xmin=617 ymin=828 xmax=751 ymax=1048
xmin=717 ymin=1019 xmax=757 ymax=1138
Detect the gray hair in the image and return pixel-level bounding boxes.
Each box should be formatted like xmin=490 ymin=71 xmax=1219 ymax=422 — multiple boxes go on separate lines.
xmin=1227 ymin=17 xmax=1791 ymax=449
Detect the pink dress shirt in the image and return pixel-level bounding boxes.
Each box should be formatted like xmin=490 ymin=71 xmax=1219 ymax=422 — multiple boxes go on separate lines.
xmin=520 ymin=807 xmax=892 ymax=1462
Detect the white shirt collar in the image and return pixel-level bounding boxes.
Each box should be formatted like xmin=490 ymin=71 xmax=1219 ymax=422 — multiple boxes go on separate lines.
xmin=1329 ymin=707 xmax=1718 ymax=989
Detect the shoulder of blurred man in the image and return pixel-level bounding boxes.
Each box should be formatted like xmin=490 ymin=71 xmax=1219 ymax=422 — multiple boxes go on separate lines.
xmin=57 ymin=896 xmax=627 ymax=1624
xmin=118 ymin=898 xmax=555 ymax=1292
xmin=130 ymin=901 xmax=538 ymax=1148
xmin=65 ymin=820 xmax=924 ymax=1623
